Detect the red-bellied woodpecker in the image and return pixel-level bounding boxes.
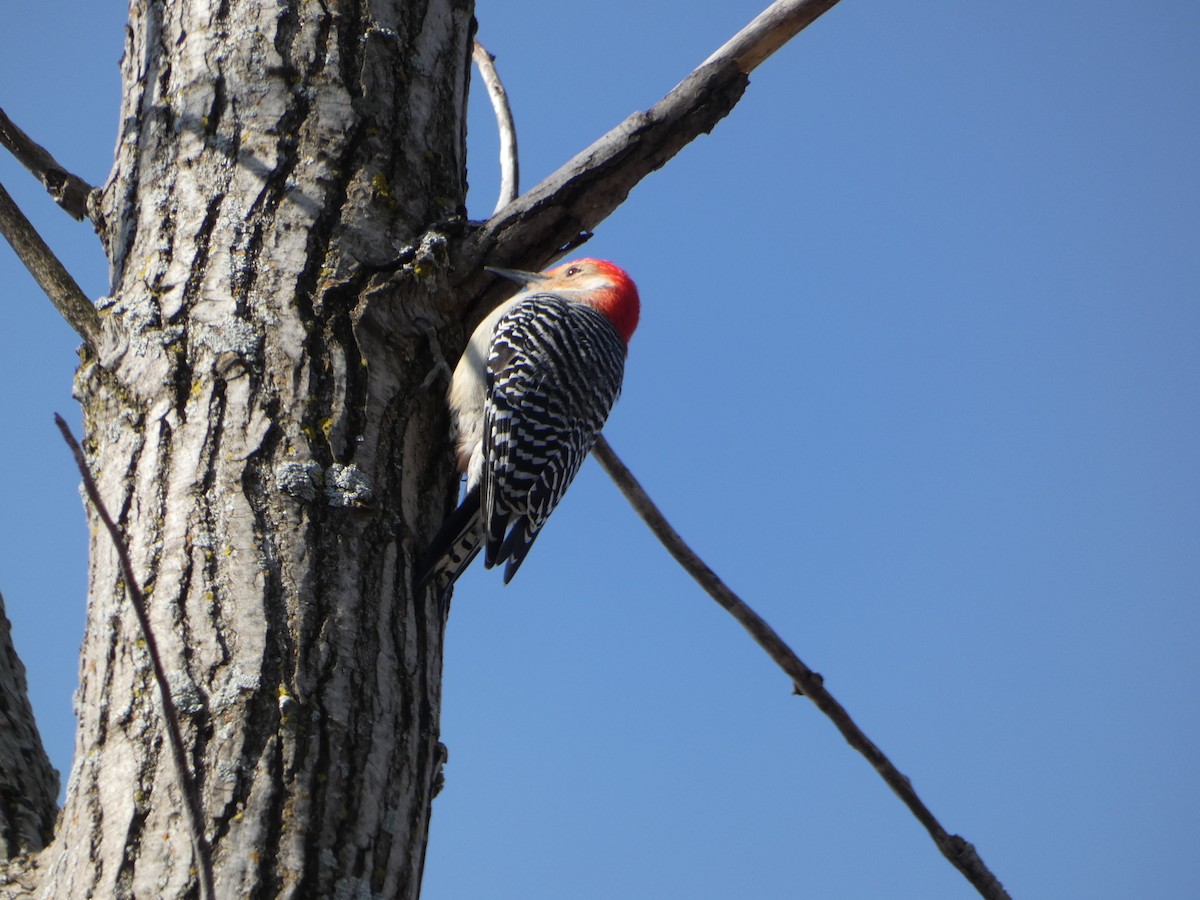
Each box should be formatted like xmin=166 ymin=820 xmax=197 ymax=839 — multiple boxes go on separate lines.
xmin=419 ymin=258 xmax=640 ymax=599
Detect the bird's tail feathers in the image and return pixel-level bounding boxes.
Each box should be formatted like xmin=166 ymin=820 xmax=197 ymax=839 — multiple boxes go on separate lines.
xmin=497 ymin=520 xmax=539 ymax=584
xmin=417 ymin=485 xmax=483 ymax=602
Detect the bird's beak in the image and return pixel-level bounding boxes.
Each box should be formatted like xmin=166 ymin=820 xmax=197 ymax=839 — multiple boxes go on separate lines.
xmin=485 ymin=266 xmax=546 ymax=287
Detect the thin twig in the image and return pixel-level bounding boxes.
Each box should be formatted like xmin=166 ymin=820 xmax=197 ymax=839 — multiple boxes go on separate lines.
xmin=0 ymin=107 xmax=94 ymax=221
xmin=591 ymin=435 xmax=1011 ymax=900
xmin=55 ymin=415 xmax=216 ymax=900
xmin=0 ymin=180 xmax=104 ymax=350
xmin=472 ymin=40 xmax=520 ymax=215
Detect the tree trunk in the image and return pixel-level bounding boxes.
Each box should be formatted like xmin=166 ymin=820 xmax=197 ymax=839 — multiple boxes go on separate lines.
xmin=0 ymin=592 xmax=59 ymax=867
xmin=22 ymin=1 xmax=473 ymax=896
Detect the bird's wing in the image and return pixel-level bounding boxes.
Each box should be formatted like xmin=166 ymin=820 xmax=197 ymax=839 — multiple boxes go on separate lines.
xmin=482 ymin=295 xmax=626 ymax=580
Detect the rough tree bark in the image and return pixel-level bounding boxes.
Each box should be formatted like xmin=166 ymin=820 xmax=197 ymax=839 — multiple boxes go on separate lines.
xmin=10 ymin=0 xmax=474 ymax=896
xmin=0 ymin=591 xmax=58 ymax=868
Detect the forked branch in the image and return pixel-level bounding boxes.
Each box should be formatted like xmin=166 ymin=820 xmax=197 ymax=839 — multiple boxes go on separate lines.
xmin=457 ymin=0 xmax=844 ymax=318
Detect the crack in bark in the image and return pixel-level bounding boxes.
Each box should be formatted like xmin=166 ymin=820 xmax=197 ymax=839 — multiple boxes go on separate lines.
xmin=301 ymin=583 xmax=342 ymax=896
xmin=205 ymin=75 xmax=227 ymax=139
xmin=178 ymin=192 xmax=226 ymax=319
xmin=238 ymin=449 xmax=292 ymax=899
xmin=113 ymin=791 xmax=151 ymax=895
xmin=243 ymin=446 xmax=292 ymax=677
xmin=340 ymin=0 xmax=367 ymax=100
xmin=327 ymin=292 xmax=372 ymax=463
xmin=260 ymin=736 xmax=287 ymax=899
xmin=287 ymin=119 xmax=372 ymax=465
xmin=195 ymin=401 xmax=228 ymax=687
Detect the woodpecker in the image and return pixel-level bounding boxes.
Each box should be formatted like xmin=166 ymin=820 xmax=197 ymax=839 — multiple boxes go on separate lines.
xmin=419 ymin=258 xmax=640 ymax=599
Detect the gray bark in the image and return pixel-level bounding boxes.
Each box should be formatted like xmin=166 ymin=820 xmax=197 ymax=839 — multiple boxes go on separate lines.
xmin=0 ymin=593 xmax=59 ymax=866
xmin=8 ymin=1 xmax=473 ymax=896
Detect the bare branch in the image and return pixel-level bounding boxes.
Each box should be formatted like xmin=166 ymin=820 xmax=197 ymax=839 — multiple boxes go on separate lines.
xmin=472 ymin=40 xmax=520 ymax=215
xmin=702 ymin=0 xmax=840 ymax=72
xmin=0 ymin=180 xmax=103 ymax=350
xmin=54 ymin=416 xmax=215 ymax=900
xmin=0 ymin=107 xmax=94 ymax=221
xmin=457 ymin=0 xmax=842 ymax=308
xmin=591 ymin=436 xmax=1012 ymax=900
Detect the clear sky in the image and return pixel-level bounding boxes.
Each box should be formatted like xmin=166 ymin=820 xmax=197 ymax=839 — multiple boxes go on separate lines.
xmin=2 ymin=2 xmax=1198 ymax=898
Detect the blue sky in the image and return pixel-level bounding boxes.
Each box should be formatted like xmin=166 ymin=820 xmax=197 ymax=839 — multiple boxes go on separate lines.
xmin=2 ymin=1 xmax=1198 ymax=897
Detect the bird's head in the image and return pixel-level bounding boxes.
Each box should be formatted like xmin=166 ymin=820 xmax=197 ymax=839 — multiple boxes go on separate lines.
xmin=486 ymin=258 xmax=640 ymax=346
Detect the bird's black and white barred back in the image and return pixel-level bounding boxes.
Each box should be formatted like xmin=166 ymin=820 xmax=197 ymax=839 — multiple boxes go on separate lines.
xmin=481 ymin=294 xmax=626 ymax=581
xmin=417 ymin=257 xmax=639 ymax=601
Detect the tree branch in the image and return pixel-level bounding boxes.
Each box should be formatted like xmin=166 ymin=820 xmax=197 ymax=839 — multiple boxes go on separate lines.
xmin=0 ymin=108 xmax=94 ymax=221
xmin=456 ymin=0 xmax=842 ymax=312
xmin=701 ymin=0 xmax=838 ymax=71
xmin=472 ymin=40 xmax=520 ymax=216
xmin=0 ymin=181 xmax=104 ymax=350
xmin=54 ymin=416 xmax=215 ymax=900
xmin=591 ymin=436 xmax=1011 ymax=900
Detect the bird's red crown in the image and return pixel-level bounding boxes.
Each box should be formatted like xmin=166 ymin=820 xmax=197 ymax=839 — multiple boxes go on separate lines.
xmin=541 ymin=258 xmax=640 ymax=346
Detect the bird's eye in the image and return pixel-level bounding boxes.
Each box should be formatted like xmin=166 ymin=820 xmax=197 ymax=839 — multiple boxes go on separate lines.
xmin=565 ymin=266 xmax=581 ymax=277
